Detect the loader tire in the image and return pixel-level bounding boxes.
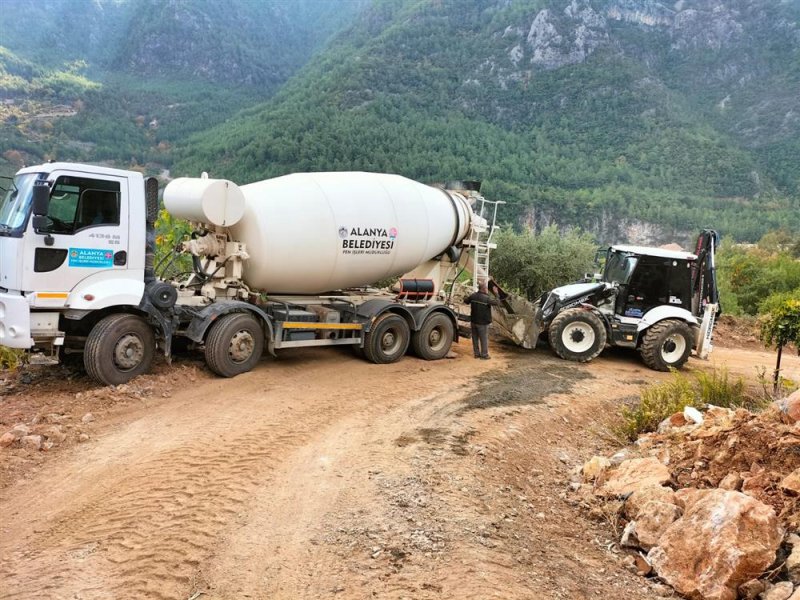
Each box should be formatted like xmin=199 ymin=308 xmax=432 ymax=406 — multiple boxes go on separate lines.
xmin=84 ymin=314 xmax=155 ymax=386
xmin=548 ymin=308 xmax=606 ymax=363
xmin=364 ymin=313 xmax=410 ymax=364
xmin=411 ymin=312 xmax=454 ymax=360
xmin=205 ymin=313 xmax=264 ymax=377
xmin=640 ymin=319 xmax=693 ymax=371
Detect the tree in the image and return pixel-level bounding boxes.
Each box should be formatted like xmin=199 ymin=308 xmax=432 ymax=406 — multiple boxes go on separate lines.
xmin=490 ymin=226 xmax=597 ymax=300
xmin=760 ymin=293 xmax=800 ymax=393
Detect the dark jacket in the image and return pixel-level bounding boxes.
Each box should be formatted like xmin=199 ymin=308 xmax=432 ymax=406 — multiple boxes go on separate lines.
xmin=466 ymin=291 xmax=497 ymax=325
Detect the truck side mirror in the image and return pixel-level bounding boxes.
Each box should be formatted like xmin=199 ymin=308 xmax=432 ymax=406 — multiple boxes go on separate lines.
xmin=31 ymin=183 xmax=50 ymax=216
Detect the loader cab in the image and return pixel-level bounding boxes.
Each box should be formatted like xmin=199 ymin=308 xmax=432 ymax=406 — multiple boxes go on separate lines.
xmin=604 ymin=246 xmax=695 ymax=319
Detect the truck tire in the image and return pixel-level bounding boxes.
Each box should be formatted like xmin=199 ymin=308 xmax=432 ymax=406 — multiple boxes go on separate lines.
xmin=411 ymin=312 xmax=454 ymax=360
xmin=364 ymin=313 xmax=410 ymax=364
xmin=640 ymin=319 xmax=693 ymax=371
xmin=84 ymin=314 xmax=155 ymax=385
xmin=548 ymin=308 xmax=607 ymax=363
xmin=205 ymin=313 xmax=264 ymax=377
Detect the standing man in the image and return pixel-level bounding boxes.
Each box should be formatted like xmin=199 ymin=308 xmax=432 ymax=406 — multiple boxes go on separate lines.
xmin=466 ymin=279 xmax=497 ymax=359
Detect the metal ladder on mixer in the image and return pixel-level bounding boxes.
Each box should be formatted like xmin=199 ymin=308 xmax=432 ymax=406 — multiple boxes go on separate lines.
xmin=463 ymin=196 xmax=504 ymax=291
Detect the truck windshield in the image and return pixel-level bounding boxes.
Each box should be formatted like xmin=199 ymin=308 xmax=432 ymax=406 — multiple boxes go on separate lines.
xmin=0 ymin=173 xmax=38 ymax=235
xmin=604 ymin=251 xmax=638 ymax=285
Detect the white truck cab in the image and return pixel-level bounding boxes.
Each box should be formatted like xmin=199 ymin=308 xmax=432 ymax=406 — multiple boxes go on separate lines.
xmin=0 ymin=163 xmax=147 ymax=359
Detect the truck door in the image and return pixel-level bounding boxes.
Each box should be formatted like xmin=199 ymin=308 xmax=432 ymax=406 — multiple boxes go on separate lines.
xmin=25 ymin=172 xmax=129 ymax=295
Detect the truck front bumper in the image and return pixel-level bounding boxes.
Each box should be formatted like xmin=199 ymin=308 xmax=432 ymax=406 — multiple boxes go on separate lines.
xmin=0 ymin=292 xmax=34 ymax=349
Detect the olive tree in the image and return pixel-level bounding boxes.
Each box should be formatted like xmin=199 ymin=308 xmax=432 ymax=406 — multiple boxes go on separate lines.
xmin=490 ymin=225 xmax=597 ymax=300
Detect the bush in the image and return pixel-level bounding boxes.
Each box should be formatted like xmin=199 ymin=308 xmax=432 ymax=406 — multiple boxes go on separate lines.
xmin=616 ymin=368 xmax=760 ymax=441
xmin=0 ymin=347 xmax=25 ymax=370
xmin=490 ymin=225 xmax=597 ymax=300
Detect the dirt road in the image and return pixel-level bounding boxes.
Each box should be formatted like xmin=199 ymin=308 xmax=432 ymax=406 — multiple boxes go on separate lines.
xmin=0 ymin=340 xmax=796 ymax=599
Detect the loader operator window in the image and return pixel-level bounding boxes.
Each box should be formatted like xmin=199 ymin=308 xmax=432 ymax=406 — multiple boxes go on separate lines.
xmin=39 ymin=176 xmax=120 ymax=235
xmin=604 ymin=252 xmax=637 ymax=285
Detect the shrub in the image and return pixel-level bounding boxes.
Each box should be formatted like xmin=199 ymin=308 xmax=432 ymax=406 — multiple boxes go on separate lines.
xmin=0 ymin=347 xmax=25 ymax=370
xmin=616 ymin=368 xmax=760 ymax=441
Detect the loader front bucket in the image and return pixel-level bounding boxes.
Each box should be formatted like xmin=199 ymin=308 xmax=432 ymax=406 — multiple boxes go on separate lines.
xmin=491 ymin=292 xmax=541 ymax=350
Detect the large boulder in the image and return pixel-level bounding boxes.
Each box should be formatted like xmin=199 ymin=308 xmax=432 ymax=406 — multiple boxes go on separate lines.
xmin=647 ymin=489 xmax=782 ymax=600
xmin=775 ymin=389 xmax=800 ymax=424
xmin=596 ymin=457 xmax=671 ymax=498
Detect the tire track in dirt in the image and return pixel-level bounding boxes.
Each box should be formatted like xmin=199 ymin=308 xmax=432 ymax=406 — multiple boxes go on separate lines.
xmin=0 ymin=345 xmax=500 ymax=599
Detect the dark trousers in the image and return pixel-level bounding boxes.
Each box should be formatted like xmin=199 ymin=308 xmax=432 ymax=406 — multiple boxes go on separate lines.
xmin=471 ymin=323 xmax=489 ymax=357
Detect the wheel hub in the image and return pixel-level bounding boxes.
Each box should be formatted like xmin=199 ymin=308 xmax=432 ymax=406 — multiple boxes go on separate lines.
xmin=114 ymin=334 xmax=145 ymax=370
xmin=562 ymin=322 xmax=595 ymax=353
xmin=229 ymin=330 xmax=255 ymax=363
xmin=661 ymin=333 xmax=687 ymax=363
xmin=382 ymin=331 xmax=397 ymax=351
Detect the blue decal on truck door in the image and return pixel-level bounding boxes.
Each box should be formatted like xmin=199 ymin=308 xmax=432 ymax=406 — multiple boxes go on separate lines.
xmin=68 ymin=248 xmax=114 ymax=268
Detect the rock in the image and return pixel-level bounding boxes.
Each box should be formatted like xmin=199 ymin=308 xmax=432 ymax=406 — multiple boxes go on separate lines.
xmin=787 ymin=543 xmax=800 ymax=585
xmin=0 ymin=432 xmax=16 ymax=447
xmin=742 ymin=472 xmax=772 ymax=497
xmin=651 ymin=582 xmax=674 ymax=597
xmin=658 ymin=411 xmax=689 ymax=432
xmin=582 ymin=455 xmax=611 ymax=481
xmin=782 ymin=469 xmax=800 ymax=496
xmin=647 ymin=489 xmax=783 ymax=600
xmin=623 ymin=502 xmax=682 ymax=551
xmin=706 ymin=405 xmax=735 ymax=422
xmin=20 ymin=435 xmax=43 ymax=451
xmin=596 ymin=457 xmax=671 ymax=498
xmin=610 ymin=450 xmax=629 ymax=465
xmin=775 ymin=390 xmax=800 ymax=424
xmin=633 ymin=552 xmax=652 ymax=576
xmin=738 ymin=579 xmax=766 ymax=600
xmin=624 ymin=486 xmax=677 ymax=519
xmin=719 ymin=472 xmax=743 ymax=491
xmin=621 ymin=520 xmax=638 ymax=547
xmin=761 ymin=582 xmax=795 ymax=600
xmin=11 ymin=423 xmax=30 ymax=438
xmin=45 ymin=426 xmax=67 ymax=445
xmin=684 ymin=406 xmax=704 ymax=425
xmin=81 ymin=413 xmax=95 ymax=424
xmin=789 ymin=587 xmax=800 ymax=600
xmin=78 ymin=433 xmax=90 ymax=443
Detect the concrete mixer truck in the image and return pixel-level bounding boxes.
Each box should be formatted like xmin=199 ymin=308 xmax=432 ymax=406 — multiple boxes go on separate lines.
xmin=0 ymin=162 xmax=500 ymax=385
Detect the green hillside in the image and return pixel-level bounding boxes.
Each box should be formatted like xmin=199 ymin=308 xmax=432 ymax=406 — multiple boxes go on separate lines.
xmin=173 ymin=0 xmax=800 ymax=243
xmin=0 ymin=0 xmax=365 ymax=173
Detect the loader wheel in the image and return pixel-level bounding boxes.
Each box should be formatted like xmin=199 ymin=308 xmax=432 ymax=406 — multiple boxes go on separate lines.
xmin=640 ymin=319 xmax=693 ymax=371
xmin=548 ymin=308 xmax=607 ymax=363
xmin=85 ymin=314 xmax=155 ymax=386
xmin=205 ymin=313 xmax=264 ymax=377
xmin=364 ymin=313 xmax=410 ymax=364
xmin=412 ymin=313 xmax=454 ymax=360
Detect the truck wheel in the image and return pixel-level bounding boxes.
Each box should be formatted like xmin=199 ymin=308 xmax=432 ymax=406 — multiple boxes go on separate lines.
xmin=364 ymin=313 xmax=410 ymax=364
xmin=412 ymin=313 xmax=454 ymax=360
xmin=205 ymin=313 xmax=264 ymax=377
xmin=548 ymin=308 xmax=607 ymax=363
xmin=84 ymin=314 xmax=155 ymax=385
xmin=640 ymin=319 xmax=693 ymax=371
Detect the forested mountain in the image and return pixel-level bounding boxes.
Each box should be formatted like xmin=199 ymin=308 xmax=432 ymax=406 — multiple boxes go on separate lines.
xmin=1 ymin=0 xmax=799 ymax=243
xmin=0 ymin=0 xmax=365 ymax=171
xmin=173 ymin=0 xmax=800 ymax=243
